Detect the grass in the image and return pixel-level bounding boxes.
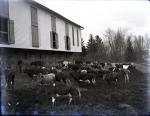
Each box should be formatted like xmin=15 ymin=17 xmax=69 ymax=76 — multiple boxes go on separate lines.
xmin=2 ymin=69 xmax=149 ymax=115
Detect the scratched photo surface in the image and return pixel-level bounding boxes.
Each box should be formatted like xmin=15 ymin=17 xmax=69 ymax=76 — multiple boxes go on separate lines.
xmin=0 ymin=0 xmax=150 ymax=115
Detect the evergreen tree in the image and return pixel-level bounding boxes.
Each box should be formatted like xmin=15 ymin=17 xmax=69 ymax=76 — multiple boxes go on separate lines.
xmin=81 ymin=38 xmax=87 ymax=59
xmin=125 ymin=36 xmax=135 ymax=62
xmin=86 ymin=34 xmax=97 ymax=61
xmin=95 ymin=35 xmax=107 ymax=62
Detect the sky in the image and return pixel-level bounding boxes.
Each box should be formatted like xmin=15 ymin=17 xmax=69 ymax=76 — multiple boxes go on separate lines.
xmin=35 ymin=0 xmax=150 ymax=44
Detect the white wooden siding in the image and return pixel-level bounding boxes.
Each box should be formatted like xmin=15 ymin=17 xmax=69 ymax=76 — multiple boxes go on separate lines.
xmin=0 ymin=0 xmax=82 ymax=52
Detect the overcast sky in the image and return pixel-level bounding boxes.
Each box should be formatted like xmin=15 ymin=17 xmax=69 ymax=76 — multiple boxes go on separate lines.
xmin=35 ymin=0 xmax=150 ymax=43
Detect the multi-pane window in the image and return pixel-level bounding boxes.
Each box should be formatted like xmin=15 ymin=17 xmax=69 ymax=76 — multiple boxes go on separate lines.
xmin=65 ymin=23 xmax=70 ymax=50
xmin=0 ymin=17 xmax=8 ymax=43
xmin=77 ymin=29 xmax=79 ymax=46
xmin=31 ymin=6 xmax=39 ymax=47
xmin=65 ymin=36 xmax=70 ymax=50
xmin=50 ymin=31 xmax=58 ymax=49
xmin=50 ymin=15 xmax=58 ymax=49
xmin=72 ymin=27 xmax=75 ymax=46
xmin=0 ymin=0 xmax=12 ymax=44
xmin=0 ymin=16 xmax=14 ymax=44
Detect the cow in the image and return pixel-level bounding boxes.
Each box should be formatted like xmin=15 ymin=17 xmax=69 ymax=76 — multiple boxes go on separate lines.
xmin=38 ymin=73 xmax=56 ymax=85
xmin=122 ymin=65 xmax=131 ymax=83
xmin=5 ymin=69 xmax=16 ymax=89
xmin=75 ymin=71 xmax=96 ymax=85
xmin=103 ymin=71 xmax=119 ymax=86
xmin=51 ymin=81 xmax=74 ymax=106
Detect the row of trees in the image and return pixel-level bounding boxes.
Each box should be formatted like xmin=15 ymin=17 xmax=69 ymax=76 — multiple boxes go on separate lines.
xmin=79 ymin=28 xmax=150 ymax=63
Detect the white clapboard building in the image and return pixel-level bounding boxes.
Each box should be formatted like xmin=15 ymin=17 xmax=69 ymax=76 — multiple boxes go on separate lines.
xmin=0 ymin=0 xmax=83 ymax=67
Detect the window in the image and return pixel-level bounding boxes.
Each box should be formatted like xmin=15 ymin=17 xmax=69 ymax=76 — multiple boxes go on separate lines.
xmin=52 ymin=32 xmax=56 ymax=49
xmin=0 ymin=16 xmax=8 ymax=44
xmin=0 ymin=0 xmax=9 ymax=18
xmin=72 ymin=27 xmax=75 ymax=46
xmin=31 ymin=6 xmax=39 ymax=47
xmin=65 ymin=36 xmax=70 ymax=50
xmin=77 ymin=29 xmax=79 ymax=46
xmin=0 ymin=17 xmax=14 ymax=44
xmin=32 ymin=26 xmax=39 ymax=47
xmin=65 ymin=23 xmax=70 ymax=50
xmin=51 ymin=15 xmax=58 ymax=49
xmin=50 ymin=31 xmax=58 ymax=49
xmin=31 ymin=7 xmax=38 ymax=26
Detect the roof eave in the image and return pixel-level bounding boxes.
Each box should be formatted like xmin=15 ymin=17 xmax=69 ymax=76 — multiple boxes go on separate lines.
xmin=25 ymin=0 xmax=84 ymax=29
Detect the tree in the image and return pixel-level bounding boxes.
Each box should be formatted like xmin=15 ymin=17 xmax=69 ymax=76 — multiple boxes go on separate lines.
xmin=104 ymin=28 xmax=126 ymax=62
xmin=125 ymin=36 xmax=135 ymax=62
xmin=81 ymin=38 xmax=87 ymax=60
xmin=133 ymin=35 xmax=145 ymax=62
xmin=110 ymin=29 xmax=126 ymax=62
xmin=95 ymin=35 xmax=107 ymax=62
xmin=86 ymin=34 xmax=97 ymax=61
xmin=143 ymin=34 xmax=150 ymax=50
xmin=104 ymin=28 xmax=115 ymax=61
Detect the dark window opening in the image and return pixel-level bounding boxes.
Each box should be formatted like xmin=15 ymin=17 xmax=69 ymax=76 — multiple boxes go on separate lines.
xmin=0 ymin=16 xmax=8 ymax=44
xmin=52 ymin=31 xmax=57 ymax=49
xmin=66 ymin=36 xmax=70 ymax=50
xmin=77 ymin=29 xmax=79 ymax=46
xmin=72 ymin=27 xmax=75 ymax=46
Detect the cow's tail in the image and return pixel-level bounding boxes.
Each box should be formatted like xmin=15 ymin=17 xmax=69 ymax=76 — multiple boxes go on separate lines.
xmin=76 ymin=87 xmax=88 ymax=99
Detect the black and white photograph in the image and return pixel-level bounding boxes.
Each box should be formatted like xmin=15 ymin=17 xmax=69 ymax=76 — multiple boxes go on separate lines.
xmin=0 ymin=0 xmax=150 ymax=115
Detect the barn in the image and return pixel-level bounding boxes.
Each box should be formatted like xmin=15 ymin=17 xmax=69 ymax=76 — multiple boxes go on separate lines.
xmin=0 ymin=0 xmax=83 ymax=69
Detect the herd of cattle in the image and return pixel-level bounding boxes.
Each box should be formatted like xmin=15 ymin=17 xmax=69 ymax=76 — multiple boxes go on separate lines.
xmin=4 ymin=62 xmax=136 ymax=106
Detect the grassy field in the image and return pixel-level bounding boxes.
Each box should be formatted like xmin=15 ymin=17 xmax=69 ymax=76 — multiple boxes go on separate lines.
xmin=2 ymin=68 xmax=149 ymax=115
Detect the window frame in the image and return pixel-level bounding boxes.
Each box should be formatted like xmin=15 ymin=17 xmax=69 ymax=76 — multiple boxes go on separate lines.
xmin=77 ymin=29 xmax=79 ymax=46
xmin=72 ymin=27 xmax=75 ymax=46
xmin=31 ymin=6 xmax=39 ymax=47
xmin=65 ymin=35 xmax=70 ymax=50
xmin=50 ymin=31 xmax=58 ymax=49
xmin=52 ymin=31 xmax=57 ymax=49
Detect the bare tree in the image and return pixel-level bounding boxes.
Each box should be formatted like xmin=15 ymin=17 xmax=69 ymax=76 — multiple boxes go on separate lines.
xmin=133 ymin=35 xmax=145 ymax=62
xmin=143 ymin=34 xmax=150 ymax=50
xmin=104 ymin=28 xmax=126 ymax=62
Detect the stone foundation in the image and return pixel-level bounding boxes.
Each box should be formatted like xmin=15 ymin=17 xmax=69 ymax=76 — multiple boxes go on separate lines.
xmin=0 ymin=48 xmax=77 ymax=70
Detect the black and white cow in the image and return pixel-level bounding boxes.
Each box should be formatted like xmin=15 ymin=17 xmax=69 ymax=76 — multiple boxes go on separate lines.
xmin=122 ymin=65 xmax=131 ymax=83
xmin=51 ymin=79 xmax=81 ymax=106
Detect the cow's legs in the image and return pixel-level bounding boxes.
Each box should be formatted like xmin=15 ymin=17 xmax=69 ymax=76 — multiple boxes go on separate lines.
xmin=68 ymin=93 xmax=72 ymax=105
xmin=126 ymin=74 xmax=129 ymax=83
xmin=76 ymin=88 xmax=81 ymax=99
xmin=51 ymin=97 xmax=55 ymax=106
xmin=125 ymin=75 xmax=127 ymax=83
xmin=125 ymin=75 xmax=128 ymax=84
xmin=103 ymin=74 xmax=106 ymax=80
xmin=11 ymin=77 xmax=15 ymax=89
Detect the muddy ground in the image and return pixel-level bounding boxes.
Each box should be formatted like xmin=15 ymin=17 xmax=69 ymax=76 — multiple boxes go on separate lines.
xmin=1 ymin=68 xmax=150 ymax=115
